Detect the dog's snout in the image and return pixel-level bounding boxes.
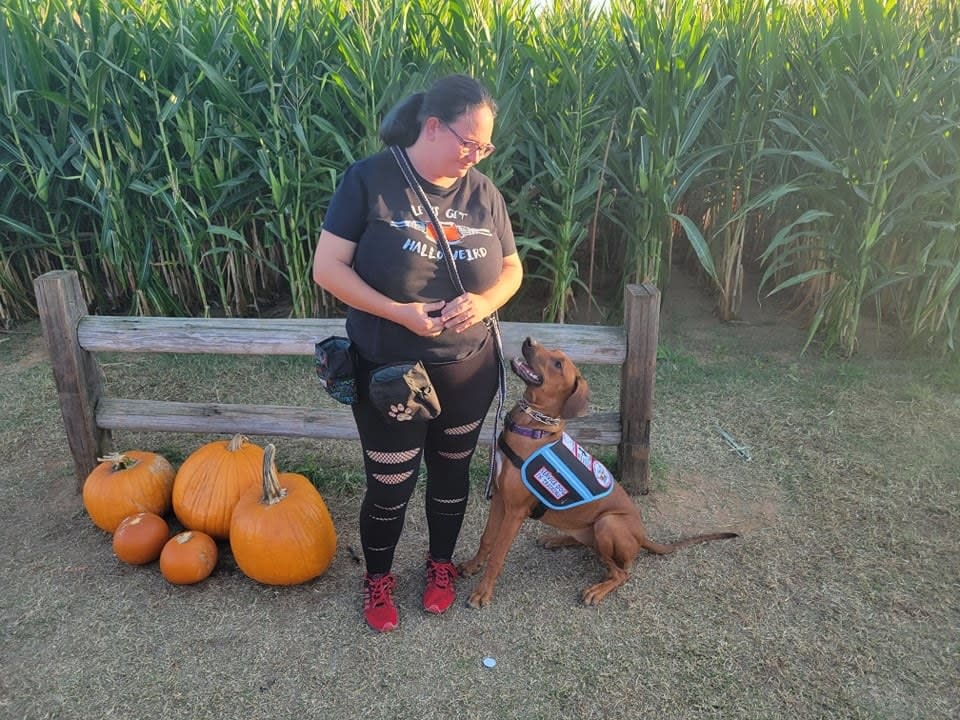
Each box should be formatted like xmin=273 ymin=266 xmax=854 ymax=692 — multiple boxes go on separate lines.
xmin=521 ymin=337 xmax=539 ymax=362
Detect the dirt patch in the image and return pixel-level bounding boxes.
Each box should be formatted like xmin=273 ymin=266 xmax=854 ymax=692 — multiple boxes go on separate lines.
xmin=647 ymin=471 xmax=781 ymax=536
xmin=1 ymin=327 xmax=50 ymax=370
xmin=659 ymin=266 xmax=810 ymax=357
xmin=658 ymin=265 xmax=907 ymax=361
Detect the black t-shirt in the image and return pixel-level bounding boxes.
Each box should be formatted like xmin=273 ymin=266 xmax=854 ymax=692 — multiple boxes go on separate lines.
xmin=322 ymin=149 xmax=517 ymax=364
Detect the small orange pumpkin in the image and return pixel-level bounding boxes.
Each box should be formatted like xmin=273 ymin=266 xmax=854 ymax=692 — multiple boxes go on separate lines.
xmin=172 ymin=434 xmax=264 ymax=540
xmin=112 ymin=512 xmax=170 ymax=565
xmin=159 ymin=530 xmax=218 ymax=585
xmin=82 ymin=451 xmax=175 ymax=532
xmin=229 ymin=444 xmax=337 ymax=585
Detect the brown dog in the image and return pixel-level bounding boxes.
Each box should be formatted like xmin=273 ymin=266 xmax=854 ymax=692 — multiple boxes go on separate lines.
xmin=460 ymin=337 xmax=737 ymax=607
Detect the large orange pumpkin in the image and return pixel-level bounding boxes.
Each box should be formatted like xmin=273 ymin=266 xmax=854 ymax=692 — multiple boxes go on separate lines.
xmin=82 ymin=451 xmax=175 ymax=532
xmin=113 ymin=512 xmax=170 ymax=565
xmin=172 ymin=434 xmax=264 ymax=540
xmin=159 ymin=530 xmax=218 ymax=585
xmin=229 ymin=444 xmax=337 ymax=585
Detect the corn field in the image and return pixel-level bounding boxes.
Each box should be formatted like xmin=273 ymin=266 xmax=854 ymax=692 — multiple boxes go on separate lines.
xmin=1 ymin=0 xmax=958 ymax=356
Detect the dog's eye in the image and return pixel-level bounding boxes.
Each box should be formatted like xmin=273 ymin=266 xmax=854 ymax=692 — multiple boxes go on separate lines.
xmin=553 ymin=359 xmax=563 ymax=370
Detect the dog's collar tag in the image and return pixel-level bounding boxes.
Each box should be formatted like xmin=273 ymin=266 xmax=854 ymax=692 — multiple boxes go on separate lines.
xmin=520 ymin=433 xmax=615 ymax=511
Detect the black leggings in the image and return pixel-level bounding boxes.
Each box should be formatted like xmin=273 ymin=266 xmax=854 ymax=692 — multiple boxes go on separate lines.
xmin=353 ymin=339 xmax=499 ymax=575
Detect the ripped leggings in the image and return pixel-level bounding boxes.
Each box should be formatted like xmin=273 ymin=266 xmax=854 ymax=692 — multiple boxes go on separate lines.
xmin=353 ymin=339 xmax=499 ymax=575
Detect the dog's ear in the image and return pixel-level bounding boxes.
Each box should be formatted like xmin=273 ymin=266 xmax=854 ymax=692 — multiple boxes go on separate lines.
xmin=562 ymin=375 xmax=591 ymax=418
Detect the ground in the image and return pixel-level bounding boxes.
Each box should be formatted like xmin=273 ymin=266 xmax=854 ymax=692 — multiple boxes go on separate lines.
xmin=0 ymin=267 xmax=956 ymax=720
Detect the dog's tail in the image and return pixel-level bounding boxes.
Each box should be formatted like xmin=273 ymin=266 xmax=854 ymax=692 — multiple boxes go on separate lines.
xmin=641 ymin=532 xmax=738 ymax=555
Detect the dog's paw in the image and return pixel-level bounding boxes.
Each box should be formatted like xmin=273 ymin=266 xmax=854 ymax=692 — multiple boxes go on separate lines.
xmin=581 ymin=578 xmax=621 ymax=606
xmin=581 ymin=587 xmax=607 ymax=606
xmin=467 ymin=589 xmax=493 ymax=609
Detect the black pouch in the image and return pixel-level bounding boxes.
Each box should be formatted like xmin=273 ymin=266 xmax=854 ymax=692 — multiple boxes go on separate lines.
xmin=314 ymin=336 xmax=358 ymax=405
xmin=368 ymin=361 xmax=441 ymax=422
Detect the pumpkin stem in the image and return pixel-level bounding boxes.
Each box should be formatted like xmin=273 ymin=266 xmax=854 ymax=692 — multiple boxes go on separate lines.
xmin=261 ymin=444 xmax=288 ymax=506
xmin=96 ymin=452 xmax=138 ymax=471
xmin=227 ymin=434 xmax=249 ymax=452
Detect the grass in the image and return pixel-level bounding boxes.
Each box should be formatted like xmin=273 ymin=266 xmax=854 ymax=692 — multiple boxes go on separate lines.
xmin=1 ymin=280 xmax=959 ymax=719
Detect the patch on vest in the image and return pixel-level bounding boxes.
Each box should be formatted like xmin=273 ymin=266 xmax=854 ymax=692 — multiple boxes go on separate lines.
xmin=520 ymin=433 xmax=615 ymax=511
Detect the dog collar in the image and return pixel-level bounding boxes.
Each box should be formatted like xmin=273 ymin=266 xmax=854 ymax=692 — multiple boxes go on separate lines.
xmin=505 ymin=415 xmax=556 ymax=440
xmin=518 ymin=397 xmax=563 ymax=427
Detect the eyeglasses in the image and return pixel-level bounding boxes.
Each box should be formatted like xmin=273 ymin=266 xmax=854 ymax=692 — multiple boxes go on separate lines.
xmin=442 ymin=122 xmax=496 ymax=158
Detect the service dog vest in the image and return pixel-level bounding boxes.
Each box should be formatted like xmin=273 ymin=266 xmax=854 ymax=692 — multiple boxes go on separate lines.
xmin=516 ymin=433 xmax=615 ymax=511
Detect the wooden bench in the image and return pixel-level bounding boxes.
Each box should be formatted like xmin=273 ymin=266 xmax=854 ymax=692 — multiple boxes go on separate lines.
xmin=34 ymin=270 xmax=660 ymax=494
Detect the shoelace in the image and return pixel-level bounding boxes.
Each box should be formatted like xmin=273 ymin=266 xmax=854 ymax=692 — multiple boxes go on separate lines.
xmin=365 ymin=574 xmax=396 ymax=608
xmin=427 ymin=561 xmax=457 ymax=588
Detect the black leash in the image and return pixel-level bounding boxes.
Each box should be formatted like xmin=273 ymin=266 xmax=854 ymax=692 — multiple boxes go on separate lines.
xmin=390 ymin=145 xmax=508 ymax=499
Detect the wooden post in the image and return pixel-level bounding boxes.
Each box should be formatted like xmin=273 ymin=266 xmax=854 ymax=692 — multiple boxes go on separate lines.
xmin=618 ymin=283 xmax=660 ymax=495
xmin=34 ymin=270 xmax=112 ymax=487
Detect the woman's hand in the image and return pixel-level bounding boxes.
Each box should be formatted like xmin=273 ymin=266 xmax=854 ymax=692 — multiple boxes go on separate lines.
xmin=439 ymin=292 xmax=493 ymax=334
xmin=436 ymin=253 xmax=524 ymax=334
xmin=395 ymin=301 xmax=448 ymax=337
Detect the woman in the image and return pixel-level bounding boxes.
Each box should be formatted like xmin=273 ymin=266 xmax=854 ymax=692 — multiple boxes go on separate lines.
xmin=312 ymin=74 xmax=523 ymax=632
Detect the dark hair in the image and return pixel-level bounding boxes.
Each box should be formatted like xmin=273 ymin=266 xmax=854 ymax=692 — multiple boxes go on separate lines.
xmin=379 ymin=74 xmax=497 ymax=147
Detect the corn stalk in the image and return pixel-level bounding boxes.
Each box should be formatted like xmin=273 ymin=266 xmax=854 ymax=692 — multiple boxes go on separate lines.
xmin=698 ymin=0 xmax=790 ymax=321
xmin=607 ymin=0 xmax=725 ymax=297
xmin=761 ymin=0 xmax=960 ymax=355
xmin=514 ymin=0 xmax=614 ymax=322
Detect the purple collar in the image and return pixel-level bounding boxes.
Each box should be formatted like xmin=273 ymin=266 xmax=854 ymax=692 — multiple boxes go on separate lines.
xmin=504 ymin=415 xmax=558 ymax=440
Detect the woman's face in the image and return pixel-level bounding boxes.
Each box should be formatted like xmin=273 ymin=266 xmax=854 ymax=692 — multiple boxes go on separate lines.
xmin=432 ymin=105 xmax=496 ymax=178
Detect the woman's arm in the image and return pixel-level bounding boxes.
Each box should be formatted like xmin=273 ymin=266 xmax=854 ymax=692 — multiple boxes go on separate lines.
xmin=312 ymin=229 xmax=445 ymax=336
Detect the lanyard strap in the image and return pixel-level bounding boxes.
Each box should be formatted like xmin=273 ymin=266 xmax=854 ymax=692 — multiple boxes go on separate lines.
xmin=390 ymin=145 xmax=508 ymax=499
xmin=390 ymin=145 xmax=465 ymax=294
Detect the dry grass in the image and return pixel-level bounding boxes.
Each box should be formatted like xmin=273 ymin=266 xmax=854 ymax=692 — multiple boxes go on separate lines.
xmin=1 ymin=277 xmax=958 ymax=719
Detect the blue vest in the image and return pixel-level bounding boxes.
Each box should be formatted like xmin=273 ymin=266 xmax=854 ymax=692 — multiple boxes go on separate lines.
xmin=520 ymin=433 xmax=615 ymax=511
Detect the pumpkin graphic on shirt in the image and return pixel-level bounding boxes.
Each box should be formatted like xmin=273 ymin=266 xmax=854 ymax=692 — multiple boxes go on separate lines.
xmin=390 ymin=219 xmax=491 ymax=244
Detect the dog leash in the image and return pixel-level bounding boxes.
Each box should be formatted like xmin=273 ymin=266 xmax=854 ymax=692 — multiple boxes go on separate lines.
xmin=390 ymin=145 xmax=509 ymax=499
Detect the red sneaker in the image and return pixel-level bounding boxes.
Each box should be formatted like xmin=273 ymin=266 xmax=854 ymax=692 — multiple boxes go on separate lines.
xmin=363 ymin=573 xmax=398 ymax=632
xmin=423 ymin=557 xmax=458 ymax=614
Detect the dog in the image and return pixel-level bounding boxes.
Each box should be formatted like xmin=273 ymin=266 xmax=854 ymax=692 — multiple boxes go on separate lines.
xmin=460 ymin=337 xmax=738 ymax=607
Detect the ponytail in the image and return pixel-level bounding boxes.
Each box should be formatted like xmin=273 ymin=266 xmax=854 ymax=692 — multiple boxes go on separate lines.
xmin=379 ymin=92 xmax=425 ymax=147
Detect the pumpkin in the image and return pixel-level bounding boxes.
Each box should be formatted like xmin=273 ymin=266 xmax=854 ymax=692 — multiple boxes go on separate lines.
xmin=112 ymin=512 xmax=170 ymax=565
xmin=229 ymin=443 xmax=337 ymax=585
xmin=159 ymin=530 xmax=218 ymax=585
xmin=172 ymin=434 xmax=264 ymax=540
xmin=82 ymin=451 xmax=175 ymax=532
